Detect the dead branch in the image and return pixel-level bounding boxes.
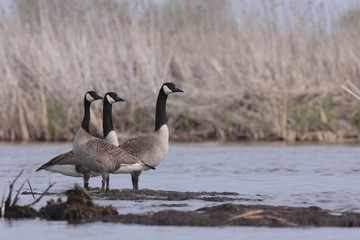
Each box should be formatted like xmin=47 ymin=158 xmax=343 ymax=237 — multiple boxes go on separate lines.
xmin=1 ymin=185 xmax=7 ymax=219
xmin=5 ymin=169 xmax=24 ymax=208
xmin=25 ymin=182 xmax=56 ymax=207
xmin=28 ymin=181 xmax=35 ymax=199
xmin=12 ymin=171 xmax=35 ymax=207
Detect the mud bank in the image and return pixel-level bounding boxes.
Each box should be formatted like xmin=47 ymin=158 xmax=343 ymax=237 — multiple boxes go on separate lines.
xmin=98 ymin=204 xmax=360 ymax=227
xmin=13 ymin=187 xmax=360 ymax=227
xmin=89 ymin=189 xmax=263 ymax=202
xmin=22 ymin=188 xmax=264 ymax=202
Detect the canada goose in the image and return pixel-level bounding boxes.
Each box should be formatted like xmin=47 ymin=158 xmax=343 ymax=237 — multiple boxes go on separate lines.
xmin=118 ymin=82 xmax=183 ymax=190
xmin=36 ymin=92 xmax=122 ymax=190
xmin=73 ymin=93 xmax=154 ymax=193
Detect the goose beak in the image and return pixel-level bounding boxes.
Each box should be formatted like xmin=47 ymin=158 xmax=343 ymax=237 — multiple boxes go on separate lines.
xmin=174 ymin=87 xmax=184 ymax=93
xmin=115 ymin=96 xmax=125 ymax=102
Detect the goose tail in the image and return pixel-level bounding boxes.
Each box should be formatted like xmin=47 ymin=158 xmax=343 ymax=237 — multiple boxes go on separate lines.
xmin=36 ymin=166 xmax=44 ymax=171
xmin=144 ymin=163 xmax=156 ymax=170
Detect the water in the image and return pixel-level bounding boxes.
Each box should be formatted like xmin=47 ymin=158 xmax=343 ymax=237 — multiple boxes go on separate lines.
xmin=2 ymin=142 xmax=360 ymax=239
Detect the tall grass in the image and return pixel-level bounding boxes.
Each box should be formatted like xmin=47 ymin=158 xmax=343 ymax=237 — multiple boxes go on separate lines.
xmin=1 ymin=0 xmax=360 ymax=142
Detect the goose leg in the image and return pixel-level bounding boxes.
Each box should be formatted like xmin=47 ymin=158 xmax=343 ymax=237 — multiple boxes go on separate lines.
xmin=105 ymin=175 xmax=110 ymax=193
xmin=83 ymin=173 xmax=90 ymax=190
xmin=101 ymin=173 xmax=109 ymax=193
xmin=131 ymin=171 xmax=142 ymax=190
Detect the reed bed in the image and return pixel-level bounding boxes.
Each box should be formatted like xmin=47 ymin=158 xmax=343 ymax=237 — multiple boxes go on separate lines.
xmin=1 ymin=0 xmax=360 ymax=142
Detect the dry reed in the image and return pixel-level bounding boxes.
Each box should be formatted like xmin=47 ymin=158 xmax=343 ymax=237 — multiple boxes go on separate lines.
xmin=1 ymin=0 xmax=360 ymax=142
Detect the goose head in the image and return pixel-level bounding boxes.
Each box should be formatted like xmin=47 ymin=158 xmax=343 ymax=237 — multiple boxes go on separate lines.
xmin=161 ymin=82 xmax=184 ymax=95
xmin=85 ymin=91 xmax=103 ymax=102
xmin=104 ymin=92 xmax=125 ymax=104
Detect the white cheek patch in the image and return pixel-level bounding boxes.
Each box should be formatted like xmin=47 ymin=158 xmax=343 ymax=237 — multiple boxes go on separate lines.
xmin=163 ymin=85 xmax=173 ymax=95
xmin=106 ymin=95 xmax=115 ymax=104
xmin=86 ymin=93 xmax=95 ymax=102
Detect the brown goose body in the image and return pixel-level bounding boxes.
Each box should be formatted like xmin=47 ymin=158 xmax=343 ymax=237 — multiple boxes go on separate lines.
xmin=73 ymin=128 xmax=151 ymax=174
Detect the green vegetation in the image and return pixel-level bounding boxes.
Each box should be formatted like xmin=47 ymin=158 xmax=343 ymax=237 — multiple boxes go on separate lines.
xmin=133 ymin=102 xmax=143 ymax=132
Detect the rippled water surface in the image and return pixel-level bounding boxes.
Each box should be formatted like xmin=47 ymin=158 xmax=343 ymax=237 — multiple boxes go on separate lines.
xmin=2 ymin=143 xmax=360 ymax=239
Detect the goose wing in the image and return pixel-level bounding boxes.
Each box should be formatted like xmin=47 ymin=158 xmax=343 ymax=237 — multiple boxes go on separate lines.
xmin=37 ymin=150 xmax=77 ymax=171
xmin=119 ymin=133 xmax=156 ymax=158
xmin=37 ymin=150 xmax=91 ymax=174
xmin=85 ymin=138 xmax=150 ymax=172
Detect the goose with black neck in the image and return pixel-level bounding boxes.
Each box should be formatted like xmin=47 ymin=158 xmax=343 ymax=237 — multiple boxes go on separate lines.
xmin=118 ymin=82 xmax=183 ymax=190
xmin=73 ymin=92 xmax=154 ymax=193
xmin=36 ymin=91 xmax=103 ymax=188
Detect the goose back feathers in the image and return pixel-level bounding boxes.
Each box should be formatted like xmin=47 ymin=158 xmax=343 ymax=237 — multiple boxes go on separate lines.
xmin=119 ymin=124 xmax=169 ymax=168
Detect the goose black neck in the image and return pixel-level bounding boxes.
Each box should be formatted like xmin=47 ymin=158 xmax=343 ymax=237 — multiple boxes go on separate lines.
xmin=103 ymin=100 xmax=114 ymax=138
xmin=81 ymin=100 xmax=91 ymax=133
xmin=155 ymin=90 xmax=168 ymax=131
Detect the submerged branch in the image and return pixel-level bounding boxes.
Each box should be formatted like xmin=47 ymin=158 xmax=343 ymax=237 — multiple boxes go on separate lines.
xmin=28 ymin=181 xmax=35 ymax=199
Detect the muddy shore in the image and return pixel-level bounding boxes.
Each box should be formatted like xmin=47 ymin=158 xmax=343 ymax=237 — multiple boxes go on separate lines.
xmin=1 ymin=187 xmax=357 ymax=227
xmin=99 ymin=204 xmax=360 ymax=227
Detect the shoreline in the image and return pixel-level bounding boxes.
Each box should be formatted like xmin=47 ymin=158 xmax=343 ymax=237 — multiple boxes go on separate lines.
xmin=1 ymin=137 xmax=360 ymax=146
xmin=2 ymin=187 xmax=360 ymax=227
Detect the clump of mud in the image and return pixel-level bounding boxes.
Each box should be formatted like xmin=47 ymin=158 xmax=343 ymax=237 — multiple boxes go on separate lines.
xmin=2 ymin=204 xmax=38 ymax=219
xmin=38 ymin=185 xmax=118 ymax=223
